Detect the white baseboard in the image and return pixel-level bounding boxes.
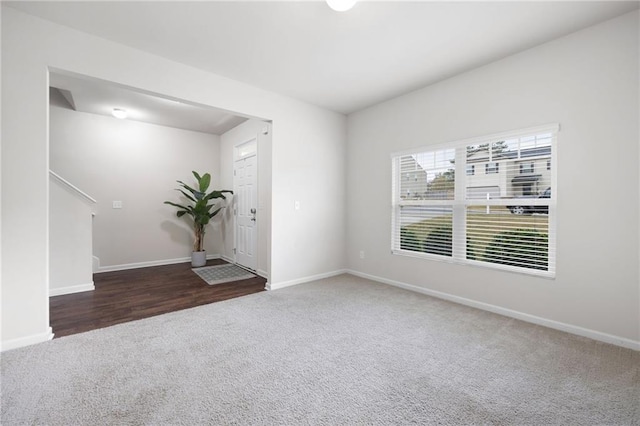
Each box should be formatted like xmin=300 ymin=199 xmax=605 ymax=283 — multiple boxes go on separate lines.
xmin=267 ymin=269 xmax=348 ymax=291
xmin=96 ymin=254 xmax=221 ymax=273
xmin=347 ymin=269 xmax=640 ymax=351
xmin=1 ymin=327 xmax=54 ymax=352
xmin=49 ymin=282 xmax=95 ymax=297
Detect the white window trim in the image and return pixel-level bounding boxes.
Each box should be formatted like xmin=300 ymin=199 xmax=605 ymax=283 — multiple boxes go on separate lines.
xmin=391 ymin=124 xmax=558 ymax=278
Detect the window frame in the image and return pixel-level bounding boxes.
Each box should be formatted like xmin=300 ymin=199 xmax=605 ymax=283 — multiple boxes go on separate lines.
xmin=485 ymin=162 xmax=499 ymax=174
xmin=391 ymin=124 xmax=558 ymax=278
xmin=466 ymin=164 xmax=475 ymax=176
xmin=519 ymin=162 xmax=535 ymax=174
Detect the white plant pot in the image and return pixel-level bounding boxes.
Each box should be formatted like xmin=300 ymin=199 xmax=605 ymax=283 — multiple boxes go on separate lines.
xmin=191 ymin=251 xmax=207 ymax=267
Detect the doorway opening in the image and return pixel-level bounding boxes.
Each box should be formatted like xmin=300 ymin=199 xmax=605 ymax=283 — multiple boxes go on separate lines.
xmin=47 ymin=69 xmax=272 ymax=335
xmin=234 ymin=138 xmax=258 ymax=271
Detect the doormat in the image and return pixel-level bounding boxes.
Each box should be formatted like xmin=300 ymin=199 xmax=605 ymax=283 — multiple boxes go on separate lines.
xmin=192 ymin=264 xmax=256 ymax=286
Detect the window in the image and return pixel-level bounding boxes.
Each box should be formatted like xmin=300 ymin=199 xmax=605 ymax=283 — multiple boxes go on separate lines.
xmin=466 ymin=164 xmax=475 ymax=176
xmin=391 ymin=124 xmax=557 ymax=277
xmin=520 ymin=162 xmax=534 ymax=174
xmin=485 ymin=162 xmax=499 ymax=174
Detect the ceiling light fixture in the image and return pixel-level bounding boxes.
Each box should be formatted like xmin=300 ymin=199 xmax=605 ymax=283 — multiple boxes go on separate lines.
xmin=326 ymin=0 xmax=357 ymax=12
xmin=112 ymin=108 xmax=128 ymax=119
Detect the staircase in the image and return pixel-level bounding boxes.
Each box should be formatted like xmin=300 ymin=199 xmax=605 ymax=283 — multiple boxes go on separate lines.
xmin=49 ymin=171 xmax=97 ymax=296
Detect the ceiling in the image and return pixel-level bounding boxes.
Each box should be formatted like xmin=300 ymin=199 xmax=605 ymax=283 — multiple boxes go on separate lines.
xmin=8 ymin=1 xmax=639 ymax=115
xmin=50 ymin=72 xmax=248 ymax=135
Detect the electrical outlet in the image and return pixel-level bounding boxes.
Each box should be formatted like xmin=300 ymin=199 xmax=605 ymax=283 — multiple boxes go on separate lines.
xmin=359 ymin=250 xmax=365 ymax=259
xmin=112 ymin=201 xmax=123 ymax=209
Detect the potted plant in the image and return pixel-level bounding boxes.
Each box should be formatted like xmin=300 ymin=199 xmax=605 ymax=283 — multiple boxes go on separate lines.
xmin=164 ymin=171 xmax=233 ymax=267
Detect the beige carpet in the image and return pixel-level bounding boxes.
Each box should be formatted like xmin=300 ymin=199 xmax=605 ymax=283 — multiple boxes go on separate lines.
xmin=2 ymin=274 xmax=638 ymax=425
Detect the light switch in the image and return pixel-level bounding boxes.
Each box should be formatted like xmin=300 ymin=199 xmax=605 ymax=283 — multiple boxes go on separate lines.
xmin=294 ymin=201 xmax=300 ymax=210
xmin=113 ymin=201 xmax=123 ymax=209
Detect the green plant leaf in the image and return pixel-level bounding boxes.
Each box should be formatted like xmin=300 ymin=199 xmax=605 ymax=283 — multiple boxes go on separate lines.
xmin=177 ymin=180 xmax=197 ymax=195
xmin=199 ymin=173 xmax=211 ymax=192
xmin=164 ymin=201 xmax=189 ymax=210
xmin=192 ymin=171 xmax=202 ymax=182
xmin=204 ymin=189 xmax=233 ymax=201
xmin=200 ymin=216 xmax=210 ymax=225
xmin=177 ymin=190 xmax=196 ymax=202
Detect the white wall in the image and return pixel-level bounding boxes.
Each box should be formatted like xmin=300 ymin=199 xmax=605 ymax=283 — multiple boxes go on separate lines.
xmin=220 ymin=119 xmax=272 ymax=278
xmin=347 ymin=11 xmax=639 ymax=346
xmin=1 ymin=7 xmax=346 ymax=349
xmin=50 ymin=102 xmax=223 ymax=269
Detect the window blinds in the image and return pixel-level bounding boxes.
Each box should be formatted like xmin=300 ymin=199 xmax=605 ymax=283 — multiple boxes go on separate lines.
xmin=391 ymin=124 xmax=557 ymax=277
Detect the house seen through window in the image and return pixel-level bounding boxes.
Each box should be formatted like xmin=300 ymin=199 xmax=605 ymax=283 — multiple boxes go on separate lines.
xmin=391 ymin=125 xmax=557 ymax=277
xmin=466 ymin=164 xmax=475 ymax=176
xmin=485 ymin=162 xmax=499 ymax=174
xmin=520 ymin=162 xmax=534 ymax=174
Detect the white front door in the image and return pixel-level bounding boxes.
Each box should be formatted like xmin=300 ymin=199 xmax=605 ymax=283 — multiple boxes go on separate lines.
xmin=234 ymin=140 xmax=258 ymax=271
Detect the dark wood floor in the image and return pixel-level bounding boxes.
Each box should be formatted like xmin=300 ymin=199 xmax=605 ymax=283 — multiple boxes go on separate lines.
xmin=49 ymin=259 xmax=266 ymax=338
